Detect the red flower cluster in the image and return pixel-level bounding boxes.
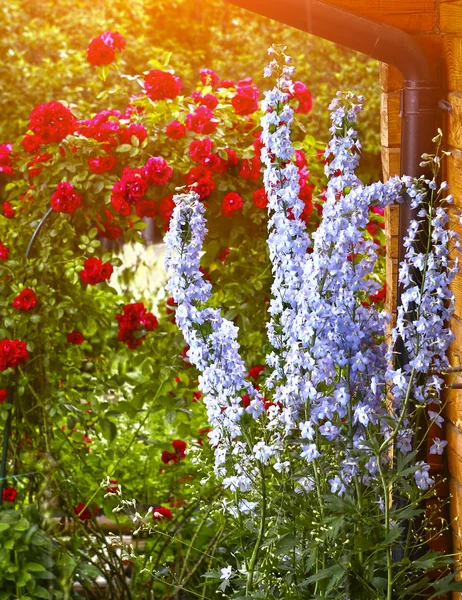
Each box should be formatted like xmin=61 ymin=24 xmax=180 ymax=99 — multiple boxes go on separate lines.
xmin=119 ymin=122 xmax=147 ymax=146
xmin=144 ymin=69 xmax=182 ymax=101
xmin=239 ymin=156 xmax=260 ymax=180
xmin=88 ymin=155 xmax=117 ymax=174
xmin=28 ymin=101 xmax=76 ymax=145
xmin=144 ymin=156 xmax=173 ymax=186
xmin=0 ymin=143 xmax=13 ymax=176
xmin=87 ymin=31 xmax=125 ymax=66
xmin=12 ymin=288 xmax=37 ymax=311
xmin=0 ymin=389 xmax=7 ymax=403
xmin=290 ymin=81 xmax=313 ymax=114
xmin=222 ymin=192 xmax=243 ymax=218
xmin=232 ymin=79 xmax=259 ymax=115
xmin=161 ymin=439 xmax=187 ymax=465
xmin=184 ymin=166 xmax=215 ymax=200
xmin=185 ymin=106 xmax=218 ymax=135
xmin=67 ymin=331 xmax=85 ymax=345
xmin=115 ymin=302 xmax=158 ymax=349
xmin=369 ymin=284 xmax=386 ymax=304
xmin=96 ymin=210 xmax=123 ymax=240
xmin=191 ymin=90 xmax=218 ymax=110
xmin=166 ymin=120 xmax=186 ymax=140
xmin=50 ymin=181 xmax=82 ymax=214
xmin=252 ymin=188 xmax=268 ymax=209
xmin=77 ymin=109 xmax=122 ymax=151
xmin=249 ymin=365 xmax=265 ymax=379
xmin=74 ymin=502 xmax=98 ymax=521
xmin=3 ymin=201 xmax=14 ymax=219
xmin=199 ymin=68 xmax=220 ymax=88
xmin=0 ymin=339 xmax=29 ymax=371
xmin=0 ymin=241 xmax=8 ymax=261
xmin=79 ymin=258 xmax=113 ymax=285
xmin=159 ymin=195 xmax=176 ymax=223
xmin=152 ymin=506 xmax=173 ymax=520
xmin=2 ymin=487 xmax=17 ymax=502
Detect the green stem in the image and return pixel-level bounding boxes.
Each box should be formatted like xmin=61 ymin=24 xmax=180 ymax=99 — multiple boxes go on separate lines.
xmin=246 ymin=463 xmax=267 ymax=594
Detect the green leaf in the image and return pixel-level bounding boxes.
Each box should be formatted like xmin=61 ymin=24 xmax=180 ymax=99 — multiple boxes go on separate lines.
xmin=0 ymin=523 xmax=10 ymax=533
xmin=116 ymin=144 xmax=132 ymax=153
xmin=99 ymin=417 xmax=117 ymax=442
xmin=25 ymin=563 xmax=46 ymax=572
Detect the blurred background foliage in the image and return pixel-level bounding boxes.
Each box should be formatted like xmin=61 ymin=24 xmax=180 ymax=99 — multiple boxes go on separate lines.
xmin=0 ymin=0 xmax=381 ymax=181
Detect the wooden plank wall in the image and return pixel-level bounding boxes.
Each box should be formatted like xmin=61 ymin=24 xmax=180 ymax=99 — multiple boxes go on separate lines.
xmin=324 ymin=0 xmax=462 ymax=594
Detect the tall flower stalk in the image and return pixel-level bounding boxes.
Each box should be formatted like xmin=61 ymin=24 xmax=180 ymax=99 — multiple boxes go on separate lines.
xmin=165 ymin=46 xmax=462 ymax=599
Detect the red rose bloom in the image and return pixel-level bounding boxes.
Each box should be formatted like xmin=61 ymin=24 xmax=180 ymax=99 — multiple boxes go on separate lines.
xmin=172 ymin=439 xmax=187 ymax=459
xmin=192 ymin=91 xmax=218 ymax=110
xmin=3 ymin=201 xmax=14 ymax=219
xmin=165 ymin=120 xmax=186 ymax=140
xmin=252 ymin=188 xmax=268 ymax=209
xmin=88 ymin=155 xmax=117 ymax=174
xmin=0 ymin=241 xmax=9 ymax=261
xmin=87 ymin=37 xmax=115 ymax=66
xmin=189 ymin=138 xmax=214 ymax=163
xmin=185 ymin=106 xmax=218 ymax=135
xmin=74 ymin=502 xmax=98 ymax=521
xmin=2 ymin=487 xmax=17 ymax=502
xmin=118 ymin=123 xmax=147 ymax=145
xmin=0 ymin=143 xmax=14 ymax=176
xmin=224 ymin=148 xmax=239 ymax=168
xmin=290 ymin=81 xmax=313 ymax=114
xmin=222 ymin=192 xmax=243 ymax=218
xmin=231 ymin=83 xmax=259 ymax=115
xmin=239 ymin=156 xmax=260 ymax=180
xmin=0 ymin=389 xmax=7 ymax=403
xmin=0 ymin=339 xmax=29 ymax=371
xmin=67 ymin=331 xmax=85 ymax=345
xmin=143 ymin=157 xmax=173 ymax=186
xmin=79 ymin=258 xmax=113 ymax=285
xmin=116 ymin=302 xmax=158 ymax=349
xmin=369 ymin=284 xmax=387 ymax=304
xmin=152 ymin=506 xmax=173 ymax=520
xmin=136 ymin=199 xmax=157 ymax=219
xmin=12 ymin=288 xmax=37 ymax=311
xmin=144 ymin=70 xmax=182 ymax=101
xmin=199 ymin=68 xmax=219 ymax=88
xmin=159 ymin=195 xmax=176 ymax=222
xmin=50 ymin=182 xmax=82 ymax=214
xmin=29 ymin=101 xmax=76 ymax=144
xmin=100 ymin=31 xmax=126 ymax=51
xmin=249 ymin=365 xmax=265 ymax=379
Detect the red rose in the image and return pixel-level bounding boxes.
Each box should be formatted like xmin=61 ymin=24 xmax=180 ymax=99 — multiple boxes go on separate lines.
xmin=100 ymin=31 xmax=126 ymax=51
xmin=143 ymin=157 xmax=172 ymax=186
xmin=0 ymin=241 xmax=9 ymax=261
xmin=369 ymin=284 xmax=386 ymax=304
xmin=152 ymin=506 xmax=173 ymax=520
xmin=3 ymin=201 xmax=14 ymax=219
xmin=161 ymin=450 xmax=176 ymax=464
xmin=224 ymin=148 xmax=239 ymax=168
xmin=249 ymin=365 xmax=264 ymax=379
xmin=192 ymin=91 xmax=218 ymax=110
xmin=294 ymin=150 xmax=307 ymax=170
xmin=87 ymin=37 xmax=115 ymax=66
xmin=2 ymin=487 xmax=17 ymax=502
xmin=218 ymin=247 xmax=230 ymax=262
xmin=50 ymin=182 xmax=82 ymax=214
xmin=115 ymin=302 xmax=158 ymax=349
xmin=189 ymin=138 xmax=214 ymax=163
xmin=222 ymin=192 xmax=243 ymax=218
xmin=290 ymin=81 xmax=313 ymax=114
xmin=199 ymin=68 xmax=219 ymax=88
xmin=252 ymin=188 xmax=268 ymax=209
xmin=111 ymin=194 xmax=131 ymax=216
xmin=144 ymin=70 xmax=182 ymax=101
xmin=0 ymin=144 xmax=14 ymax=176
xmin=74 ymin=502 xmax=98 ymax=521
xmin=239 ymin=157 xmax=260 ymax=181
xmin=21 ymin=134 xmax=41 ymax=154
xmin=136 ymin=199 xmax=157 ymax=219
xmin=29 ymin=101 xmax=76 ymax=144
xmin=231 ymin=84 xmax=259 ymax=115
xmin=165 ymin=120 xmax=186 ymax=140
xmin=241 ymin=394 xmax=251 ymax=408
xmin=79 ymin=258 xmax=113 ymax=285
xmin=172 ymin=439 xmax=187 ymax=458
xmin=118 ymin=123 xmax=147 ymax=145
xmin=88 ymin=155 xmax=117 ymax=174
xmin=12 ymin=288 xmax=37 ymax=311
xmin=67 ymin=331 xmax=85 ymax=345
xmin=159 ymin=195 xmax=175 ymax=222
xmin=185 ymin=106 xmax=218 ymax=135
xmin=0 ymin=339 xmax=29 ymax=371
xmin=0 ymin=389 xmax=7 ymax=403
